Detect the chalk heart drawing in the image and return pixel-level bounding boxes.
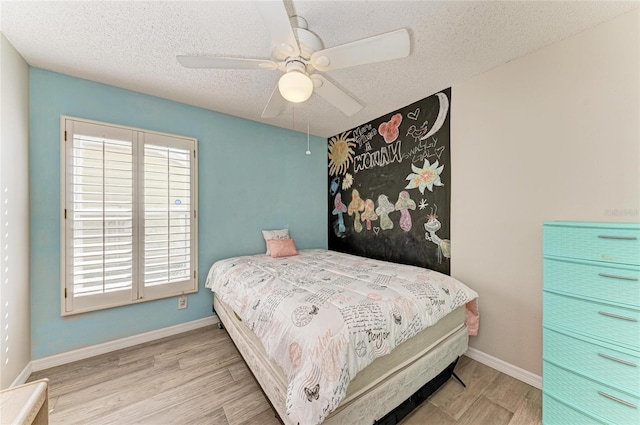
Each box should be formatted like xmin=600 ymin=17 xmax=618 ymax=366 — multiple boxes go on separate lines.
xmin=407 ymin=108 xmax=420 ymax=120
xmin=373 ymin=227 xmax=380 ymax=235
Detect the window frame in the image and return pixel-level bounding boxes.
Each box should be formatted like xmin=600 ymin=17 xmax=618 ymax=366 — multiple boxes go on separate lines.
xmin=60 ymin=116 xmax=198 ymax=316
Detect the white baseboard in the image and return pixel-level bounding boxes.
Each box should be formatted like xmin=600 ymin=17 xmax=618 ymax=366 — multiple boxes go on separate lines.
xmin=24 ymin=317 xmax=540 ymax=392
xmin=10 ymin=362 xmax=33 ymax=387
xmin=31 ymin=316 xmax=219 ymax=372
xmin=464 ymin=347 xmax=542 ymax=389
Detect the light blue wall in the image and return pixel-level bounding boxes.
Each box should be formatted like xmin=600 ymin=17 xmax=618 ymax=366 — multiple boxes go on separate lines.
xmin=30 ymin=68 xmax=327 ymax=359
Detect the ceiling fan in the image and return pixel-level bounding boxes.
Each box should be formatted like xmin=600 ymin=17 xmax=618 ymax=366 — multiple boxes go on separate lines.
xmin=177 ymin=1 xmax=410 ymax=118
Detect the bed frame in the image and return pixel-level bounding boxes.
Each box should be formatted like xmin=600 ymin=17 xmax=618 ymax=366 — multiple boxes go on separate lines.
xmin=214 ymin=295 xmax=467 ymax=425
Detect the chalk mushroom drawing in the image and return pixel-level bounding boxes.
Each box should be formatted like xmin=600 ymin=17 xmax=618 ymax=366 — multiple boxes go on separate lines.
xmin=348 ymin=189 xmax=366 ymax=233
xmin=332 ymin=192 xmax=348 ymax=235
xmin=360 ymin=199 xmax=378 ymax=231
xmin=375 ymin=194 xmax=395 ymax=230
xmin=394 ymin=191 xmax=416 ymax=232
xmin=424 ymin=205 xmax=451 ymax=263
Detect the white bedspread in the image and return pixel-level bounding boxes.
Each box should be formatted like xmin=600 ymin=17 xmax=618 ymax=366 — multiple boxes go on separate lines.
xmin=205 ymin=249 xmax=478 ymax=425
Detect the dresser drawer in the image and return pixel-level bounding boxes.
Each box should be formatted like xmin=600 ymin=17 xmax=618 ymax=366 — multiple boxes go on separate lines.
xmin=543 ymin=327 xmax=640 ymax=396
xmin=544 ymin=291 xmax=640 ymax=349
xmin=544 ymin=223 xmax=640 ymax=265
xmin=543 ymin=394 xmax=608 ymax=425
xmin=544 ymin=361 xmax=639 ymax=425
xmin=544 ymin=257 xmax=640 ymax=308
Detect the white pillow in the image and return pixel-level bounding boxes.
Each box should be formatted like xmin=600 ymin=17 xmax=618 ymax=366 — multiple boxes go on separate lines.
xmin=262 ymin=229 xmax=290 ymax=255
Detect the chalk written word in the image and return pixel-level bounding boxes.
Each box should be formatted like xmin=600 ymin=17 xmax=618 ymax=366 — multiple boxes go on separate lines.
xmin=353 ymin=124 xmax=378 ymax=149
xmin=353 ymin=140 xmax=403 ymax=174
xmin=402 ymin=137 xmax=445 ymax=163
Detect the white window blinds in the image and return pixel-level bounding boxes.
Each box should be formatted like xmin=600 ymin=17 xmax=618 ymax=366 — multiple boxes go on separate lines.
xmin=140 ymin=132 xmax=195 ymax=300
xmin=61 ymin=117 xmax=197 ymax=315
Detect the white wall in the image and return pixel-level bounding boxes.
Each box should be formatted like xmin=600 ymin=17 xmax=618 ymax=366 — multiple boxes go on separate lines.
xmin=452 ymin=9 xmax=639 ymax=376
xmin=0 ymin=33 xmax=31 ymax=389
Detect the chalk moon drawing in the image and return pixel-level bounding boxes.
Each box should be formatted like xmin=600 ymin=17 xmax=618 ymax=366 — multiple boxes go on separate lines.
xmin=419 ymin=92 xmax=449 ymax=141
xmin=292 ymin=306 xmax=315 ymax=327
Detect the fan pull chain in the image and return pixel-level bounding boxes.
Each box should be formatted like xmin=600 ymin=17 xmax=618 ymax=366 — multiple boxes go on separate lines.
xmin=306 ymin=107 xmax=311 ymax=155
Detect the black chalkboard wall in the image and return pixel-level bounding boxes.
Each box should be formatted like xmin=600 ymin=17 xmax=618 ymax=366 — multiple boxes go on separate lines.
xmin=327 ymin=88 xmax=451 ymax=275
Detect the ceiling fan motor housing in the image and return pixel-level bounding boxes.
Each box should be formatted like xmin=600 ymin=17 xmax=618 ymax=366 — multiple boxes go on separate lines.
xmin=273 ymin=16 xmax=324 ymax=73
xmin=293 ymin=27 xmax=324 ymax=61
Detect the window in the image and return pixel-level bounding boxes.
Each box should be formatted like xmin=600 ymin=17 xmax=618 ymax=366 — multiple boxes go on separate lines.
xmin=61 ymin=116 xmax=197 ymax=315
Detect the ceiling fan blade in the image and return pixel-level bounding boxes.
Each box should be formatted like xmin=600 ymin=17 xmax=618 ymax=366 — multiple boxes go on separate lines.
xmin=310 ymin=74 xmax=363 ymax=116
xmin=311 ymin=29 xmax=410 ymax=72
xmin=177 ymin=55 xmax=278 ymax=70
xmin=261 ymin=83 xmax=288 ymax=118
xmin=253 ymin=1 xmax=300 ymax=58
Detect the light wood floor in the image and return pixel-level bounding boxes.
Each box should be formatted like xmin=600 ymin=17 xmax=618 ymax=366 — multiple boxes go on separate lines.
xmin=28 ymin=325 xmax=541 ymax=425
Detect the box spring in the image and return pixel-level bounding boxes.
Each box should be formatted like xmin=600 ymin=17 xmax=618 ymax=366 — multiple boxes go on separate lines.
xmin=214 ymin=295 xmax=468 ymax=425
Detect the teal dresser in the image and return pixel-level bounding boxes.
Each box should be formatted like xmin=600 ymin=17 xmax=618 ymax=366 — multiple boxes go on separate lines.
xmin=543 ymin=221 xmax=640 ymax=425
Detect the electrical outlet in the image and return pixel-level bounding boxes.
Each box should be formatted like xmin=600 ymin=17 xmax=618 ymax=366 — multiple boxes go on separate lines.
xmin=178 ymin=295 xmax=187 ymax=309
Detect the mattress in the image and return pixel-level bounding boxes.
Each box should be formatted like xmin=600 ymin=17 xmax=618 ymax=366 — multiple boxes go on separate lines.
xmin=214 ymin=294 xmax=468 ymax=424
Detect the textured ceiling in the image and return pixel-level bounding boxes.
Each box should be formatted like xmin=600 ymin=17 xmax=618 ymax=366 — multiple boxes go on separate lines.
xmin=1 ymin=1 xmax=637 ymax=137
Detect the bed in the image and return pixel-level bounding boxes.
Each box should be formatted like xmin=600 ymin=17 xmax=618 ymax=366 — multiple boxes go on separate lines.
xmin=205 ymin=249 xmax=478 ymax=425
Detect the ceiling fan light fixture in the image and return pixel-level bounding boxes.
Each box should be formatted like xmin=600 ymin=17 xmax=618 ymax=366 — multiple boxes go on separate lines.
xmin=278 ymin=71 xmax=313 ymax=103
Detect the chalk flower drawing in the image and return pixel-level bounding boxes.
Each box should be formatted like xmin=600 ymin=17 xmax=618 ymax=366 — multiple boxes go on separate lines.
xmin=418 ymin=199 xmax=428 ymax=210
xmin=342 ymin=173 xmax=354 ymax=190
xmin=328 ymin=131 xmax=356 ymax=176
xmin=378 ymin=113 xmax=403 ymax=143
xmin=405 ymin=159 xmax=444 ymax=194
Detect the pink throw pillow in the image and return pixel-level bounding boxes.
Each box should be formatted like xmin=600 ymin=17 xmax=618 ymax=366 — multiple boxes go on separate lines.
xmin=267 ymin=239 xmax=298 ymax=258
xmin=262 ymin=228 xmax=290 ymax=255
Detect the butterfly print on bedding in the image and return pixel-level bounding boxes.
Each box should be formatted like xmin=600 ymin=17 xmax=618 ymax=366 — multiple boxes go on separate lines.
xmin=304 ymin=384 xmax=320 ymax=401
